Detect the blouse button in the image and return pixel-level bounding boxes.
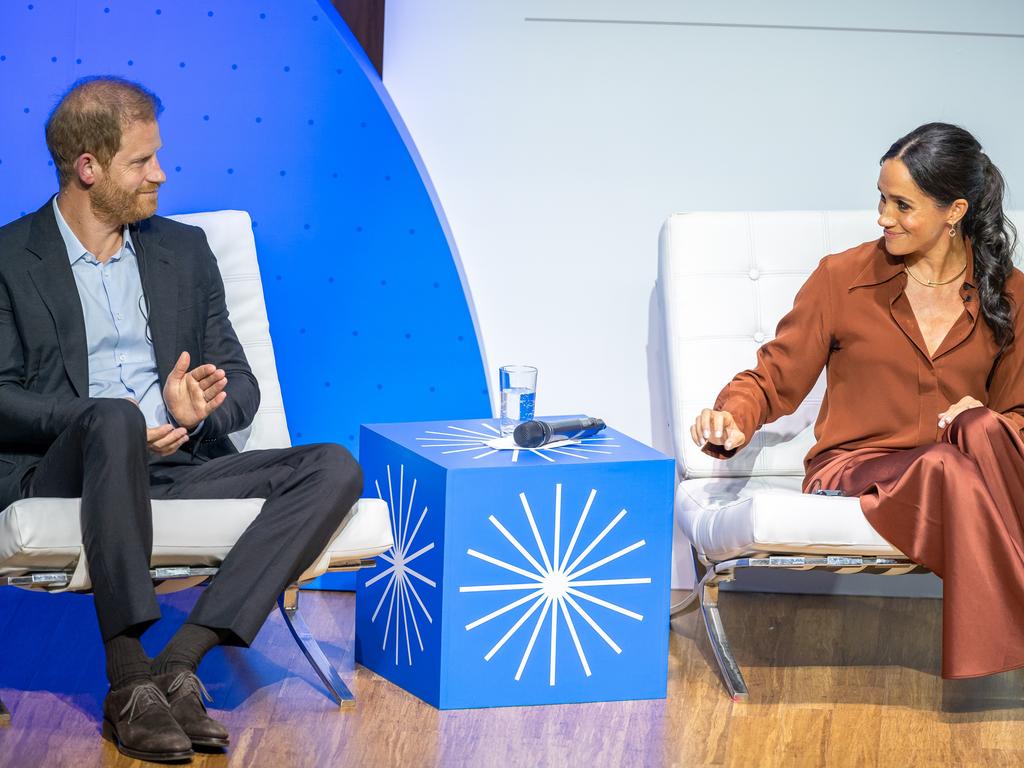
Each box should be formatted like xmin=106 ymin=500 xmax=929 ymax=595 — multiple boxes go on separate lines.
xmin=748 ymin=268 xmax=760 ymax=280
xmin=754 ymin=331 xmax=765 ymax=343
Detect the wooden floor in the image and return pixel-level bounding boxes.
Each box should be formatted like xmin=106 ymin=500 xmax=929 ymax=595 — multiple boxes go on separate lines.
xmin=1 ymin=587 xmax=1023 ymax=768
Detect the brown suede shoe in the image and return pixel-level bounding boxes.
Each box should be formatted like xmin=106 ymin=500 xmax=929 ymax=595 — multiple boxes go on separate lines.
xmin=102 ymin=681 xmax=194 ymax=763
xmin=154 ymin=671 xmax=230 ymax=750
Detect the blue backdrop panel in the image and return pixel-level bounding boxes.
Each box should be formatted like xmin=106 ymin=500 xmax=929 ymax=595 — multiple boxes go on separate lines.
xmin=357 ymin=419 xmax=675 ymax=709
xmin=0 ymin=0 xmax=488 ymax=454
xmin=0 ymin=1 xmax=489 ymax=590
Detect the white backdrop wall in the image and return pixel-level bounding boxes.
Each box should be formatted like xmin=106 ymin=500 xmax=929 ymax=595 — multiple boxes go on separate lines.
xmin=382 ymin=1 xmax=1024 ymax=593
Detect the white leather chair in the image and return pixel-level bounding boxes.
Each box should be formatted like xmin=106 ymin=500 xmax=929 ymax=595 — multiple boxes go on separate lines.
xmin=658 ymin=210 xmax=1021 ymax=701
xmin=0 ymin=210 xmax=393 ymax=723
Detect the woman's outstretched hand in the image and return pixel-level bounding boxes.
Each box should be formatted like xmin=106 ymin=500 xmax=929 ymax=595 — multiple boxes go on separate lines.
xmin=938 ymin=396 xmax=984 ymax=429
xmin=691 ymin=409 xmax=746 ymax=452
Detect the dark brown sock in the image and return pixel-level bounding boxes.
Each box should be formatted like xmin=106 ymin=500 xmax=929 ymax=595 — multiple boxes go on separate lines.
xmin=105 ymin=632 xmax=152 ymax=690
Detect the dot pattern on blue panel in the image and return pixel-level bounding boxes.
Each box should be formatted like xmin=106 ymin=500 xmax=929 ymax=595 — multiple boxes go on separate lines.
xmin=0 ymin=0 xmax=489 ymax=463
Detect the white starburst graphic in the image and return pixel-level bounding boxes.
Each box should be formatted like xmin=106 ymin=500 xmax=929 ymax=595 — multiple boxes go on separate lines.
xmin=458 ymin=484 xmax=650 ymax=685
xmin=416 ymin=422 xmax=620 ymax=463
xmin=364 ymin=464 xmax=435 ymax=665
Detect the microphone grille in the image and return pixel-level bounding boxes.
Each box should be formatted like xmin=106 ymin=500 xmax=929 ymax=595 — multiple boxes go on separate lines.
xmin=513 ymin=420 xmax=546 ymax=448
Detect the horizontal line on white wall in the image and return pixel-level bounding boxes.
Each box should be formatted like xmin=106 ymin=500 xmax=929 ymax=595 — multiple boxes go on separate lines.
xmin=672 ymin=335 xmax=776 ymax=342
xmin=667 ymin=270 xmax=811 ymax=277
xmin=523 ymin=17 xmax=1024 ymax=40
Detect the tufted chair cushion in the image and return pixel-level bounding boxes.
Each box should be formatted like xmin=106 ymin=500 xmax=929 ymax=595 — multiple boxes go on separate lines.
xmin=169 ymin=210 xmax=289 ymax=452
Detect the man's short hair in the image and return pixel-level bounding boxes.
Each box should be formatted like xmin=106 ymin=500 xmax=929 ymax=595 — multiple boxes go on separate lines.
xmin=45 ymin=76 xmax=163 ymax=188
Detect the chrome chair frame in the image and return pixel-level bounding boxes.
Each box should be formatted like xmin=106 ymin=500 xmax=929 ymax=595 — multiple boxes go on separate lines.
xmin=670 ymin=548 xmax=926 ymax=701
xmin=0 ymin=558 xmax=377 ymax=725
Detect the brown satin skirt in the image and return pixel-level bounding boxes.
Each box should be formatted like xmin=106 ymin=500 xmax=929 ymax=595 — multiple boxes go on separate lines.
xmin=804 ymin=407 xmax=1024 ymax=679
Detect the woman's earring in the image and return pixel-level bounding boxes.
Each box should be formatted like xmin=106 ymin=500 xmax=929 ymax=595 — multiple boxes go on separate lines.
xmin=949 ymin=224 xmax=957 ymax=238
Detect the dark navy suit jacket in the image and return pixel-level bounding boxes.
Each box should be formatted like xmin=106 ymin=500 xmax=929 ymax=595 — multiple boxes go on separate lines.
xmin=0 ymin=198 xmax=260 ymax=508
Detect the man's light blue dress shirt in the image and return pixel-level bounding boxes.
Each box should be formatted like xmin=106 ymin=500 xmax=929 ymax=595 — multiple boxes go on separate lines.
xmin=52 ymin=196 xmax=169 ymax=428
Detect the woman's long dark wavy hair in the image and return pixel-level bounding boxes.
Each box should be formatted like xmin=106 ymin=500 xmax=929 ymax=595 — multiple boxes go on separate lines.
xmin=881 ymin=122 xmax=1017 ymax=348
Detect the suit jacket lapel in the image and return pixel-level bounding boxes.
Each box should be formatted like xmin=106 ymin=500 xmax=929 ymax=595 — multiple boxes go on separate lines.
xmin=135 ymin=221 xmax=179 ymax=383
xmin=25 ymin=199 xmax=89 ymax=397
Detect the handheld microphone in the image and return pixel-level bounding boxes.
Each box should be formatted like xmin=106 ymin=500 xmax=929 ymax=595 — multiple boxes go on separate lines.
xmin=513 ymin=417 xmax=607 ymax=448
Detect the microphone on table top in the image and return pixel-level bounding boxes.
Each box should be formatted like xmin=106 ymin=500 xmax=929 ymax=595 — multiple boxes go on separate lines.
xmin=513 ymin=417 xmax=607 ymax=448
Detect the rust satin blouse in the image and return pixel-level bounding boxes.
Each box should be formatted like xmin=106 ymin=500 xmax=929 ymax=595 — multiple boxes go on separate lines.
xmin=705 ymin=238 xmax=1024 ymax=473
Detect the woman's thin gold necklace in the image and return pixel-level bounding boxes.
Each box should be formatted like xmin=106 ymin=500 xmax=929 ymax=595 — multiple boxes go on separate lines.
xmin=905 ymin=259 xmax=968 ymax=287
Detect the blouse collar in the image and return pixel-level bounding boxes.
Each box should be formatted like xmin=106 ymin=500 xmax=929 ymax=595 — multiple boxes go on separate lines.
xmin=849 ymin=236 xmax=976 ymax=290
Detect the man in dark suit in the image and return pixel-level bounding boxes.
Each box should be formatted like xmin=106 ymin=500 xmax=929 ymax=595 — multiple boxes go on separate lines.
xmin=0 ymin=76 xmax=363 ymax=762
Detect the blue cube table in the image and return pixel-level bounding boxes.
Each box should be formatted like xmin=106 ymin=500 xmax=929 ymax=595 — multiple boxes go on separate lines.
xmin=355 ymin=417 xmax=675 ymax=709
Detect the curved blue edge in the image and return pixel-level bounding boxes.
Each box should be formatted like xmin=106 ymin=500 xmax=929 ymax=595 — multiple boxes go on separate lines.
xmin=316 ymin=0 xmax=492 ymax=405
xmin=0 ymin=0 xmax=491 ymax=590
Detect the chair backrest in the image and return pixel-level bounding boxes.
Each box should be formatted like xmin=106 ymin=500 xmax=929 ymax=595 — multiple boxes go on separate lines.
xmin=168 ymin=210 xmax=291 ymax=452
xmin=658 ymin=210 xmax=1024 ymax=479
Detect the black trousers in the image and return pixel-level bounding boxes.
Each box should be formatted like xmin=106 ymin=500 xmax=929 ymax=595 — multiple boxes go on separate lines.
xmin=23 ymin=399 xmax=363 ymax=646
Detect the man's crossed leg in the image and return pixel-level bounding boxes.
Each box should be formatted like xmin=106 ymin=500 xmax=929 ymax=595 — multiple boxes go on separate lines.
xmin=25 ymin=398 xmax=362 ymax=762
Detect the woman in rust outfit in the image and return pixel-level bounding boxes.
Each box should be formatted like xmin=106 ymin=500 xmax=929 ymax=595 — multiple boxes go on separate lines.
xmin=694 ymin=123 xmax=1024 ymax=680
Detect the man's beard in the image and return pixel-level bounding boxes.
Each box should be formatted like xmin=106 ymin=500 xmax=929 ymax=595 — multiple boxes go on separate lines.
xmin=90 ymin=173 xmax=160 ymax=226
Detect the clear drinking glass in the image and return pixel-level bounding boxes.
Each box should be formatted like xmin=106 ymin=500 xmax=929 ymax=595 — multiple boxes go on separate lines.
xmin=499 ymin=365 xmax=537 ymax=436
